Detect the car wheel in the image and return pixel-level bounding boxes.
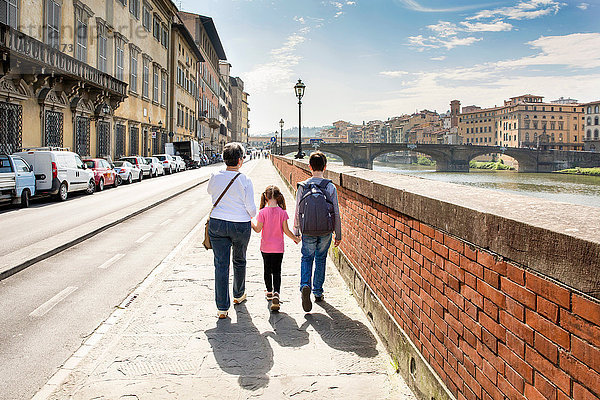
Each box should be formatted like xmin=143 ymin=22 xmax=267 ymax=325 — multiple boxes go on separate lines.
xmin=21 ymin=189 xmax=30 ymax=208
xmin=98 ymin=178 xmax=104 ymax=191
xmin=56 ymin=182 xmax=68 ymax=202
xmin=138 ymin=172 xmax=143 ymax=182
xmin=115 ymin=175 xmax=121 ymax=187
xmin=127 ymin=174 xmax=133 ymax=184
xmin=86 ymin=179 xmax=96 ymax=195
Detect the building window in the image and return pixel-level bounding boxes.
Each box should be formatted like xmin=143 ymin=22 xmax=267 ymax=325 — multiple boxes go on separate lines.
xmin=1 ymin=0 xmax=19 ymax=29
xmin=161 ymin=70 xmax=167 ymax=106
xmin=595 ymin=130 xmax=599 ymax=140
xmin=129 ymin=125 xmax=139 ymax=155
xmin=74 ymin=11 xmax=88 ymax=61
xmin=97 ymin=22 xmax=108 ymax=73
xmin=0 ymin=102 xmax=23 ymax=154
xmin=587 ymin=117 xmax=592 ymax=125
xmin=153 ymin=14 xmax=161 ymax=41
xmin=45 ymin=0 xmax=61 ymax=48
xmin=129 ymin=47 xmax=138 ymax=93
xmin=142 ymin=56 xmax=150 ymax=98
xmin=588 ymin=106 xmax=592 ymax=114
xmin=74 ymin=116 xmax=90 ymax=156
xmin=129 ymin=0 xmax=139 ymax=19
xmin=115 ymin=124 xmax=126 ymax=158
xmin=161 ymin=23 xmax=168 ymax=48
xmin=44 ymin=110 xmax=63 ymax=147
xmin=595 ymin=105 xmax=599 ymax=113
xmin=595 ymin=117 xmax=599 ymax=125
xmin=115 ymin=35 xmax=125 ymax=81
xmin=152 ymin=64 xmax=159 ymax=103
xmin=142 ymin=2 xmax=151 ymax=31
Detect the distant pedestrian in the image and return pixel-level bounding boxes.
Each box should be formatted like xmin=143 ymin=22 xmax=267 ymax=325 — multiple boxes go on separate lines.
xmin=252 ymin=185 xmax=300 ymax=311
xmin=207 ymin=142 xmax=257 ymax=319
xmin=293 ymin=151 xmax=342 ymax=312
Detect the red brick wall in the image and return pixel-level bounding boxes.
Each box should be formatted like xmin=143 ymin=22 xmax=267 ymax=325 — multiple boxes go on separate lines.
xmin=273 ymin=156 xmax=600 ymax=400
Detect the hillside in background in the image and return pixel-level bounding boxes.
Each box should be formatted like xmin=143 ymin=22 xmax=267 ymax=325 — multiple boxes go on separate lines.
xmin=255 ymin=126 xmax=330 ymax=138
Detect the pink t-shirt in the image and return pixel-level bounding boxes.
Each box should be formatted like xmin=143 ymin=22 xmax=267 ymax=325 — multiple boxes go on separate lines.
xmin=257 ymin=206 xmax=289 ymax=253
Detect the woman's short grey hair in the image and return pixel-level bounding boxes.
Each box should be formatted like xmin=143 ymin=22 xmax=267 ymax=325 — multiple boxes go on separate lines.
xmin=223 ymin=142 xmax=245 ymax=166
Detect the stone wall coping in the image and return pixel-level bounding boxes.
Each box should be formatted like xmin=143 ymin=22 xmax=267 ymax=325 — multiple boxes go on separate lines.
xmin=276 ymin=156 xmax=600 ymax=296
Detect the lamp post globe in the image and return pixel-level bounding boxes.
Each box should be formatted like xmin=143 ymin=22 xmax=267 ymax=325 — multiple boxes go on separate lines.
xmin=279 ymin=118 xmax=284 ymax=155
xmin=294 ymin=79 xmax=305 ymax=159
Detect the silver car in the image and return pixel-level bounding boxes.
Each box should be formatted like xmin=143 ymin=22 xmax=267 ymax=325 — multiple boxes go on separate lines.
xmin=113 ymin=161 xmax=142 ymax=184
xmin=154 ymin=154 xmax=175 ymax=175
xmin=172 ymin=155 xmax=186 ymax=172
xmin=145 ymin=157 xmax=164 ymax=177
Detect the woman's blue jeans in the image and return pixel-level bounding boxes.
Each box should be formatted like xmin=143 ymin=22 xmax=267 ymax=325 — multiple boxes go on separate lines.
xmin=208 ymin=218 xmax=251 ymax=311
xmin=300 ymin=233 xmax=332 ymax=297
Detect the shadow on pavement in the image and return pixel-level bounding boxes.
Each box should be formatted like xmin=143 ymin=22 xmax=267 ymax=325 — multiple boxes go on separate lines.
xmin=205 ymin=303 xmax=273 ymax=390
xmin=265 ymin=312 xmax=310 ymax=348
xmin=306 ymin=300 xmax=379 ymax=358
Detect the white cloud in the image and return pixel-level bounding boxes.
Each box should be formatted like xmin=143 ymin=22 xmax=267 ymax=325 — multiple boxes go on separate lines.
xmin=469 ymin=0 xmax=565 ymax=20
xmin=431 ymin=56 xmax=446 ymax=61
xmin=408 ymin=35 xmax=482 ymax=50
xmin=393 ymin=0 xmax=490 ymax=12
xmin=380 ymin=70 xmax=410 ymax=77
xmin=577 ymin=2 xmax=589 ymax=10
xmin=495 ymin=33 xmax=600 ymax=69
xmin=294 ymin=16 xmax=306 ymax=24
xmin=410 ymin=0 xmax=562 ymax=52
xmin=244 ymin=33 xmax=307 ymax=95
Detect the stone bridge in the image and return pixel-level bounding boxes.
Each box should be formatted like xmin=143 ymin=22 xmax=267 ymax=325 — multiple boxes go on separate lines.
xmin=277 ymin=143 xmax=600 ymax=172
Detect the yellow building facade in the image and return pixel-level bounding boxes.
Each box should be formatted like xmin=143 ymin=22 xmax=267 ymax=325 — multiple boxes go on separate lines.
xmin=170 ymin=22 xmax=201 ymax=143
xmin=0 ymin=0 xmax=177 ymax=158
xmin=458 ymin=95 xmax=584 ymax=150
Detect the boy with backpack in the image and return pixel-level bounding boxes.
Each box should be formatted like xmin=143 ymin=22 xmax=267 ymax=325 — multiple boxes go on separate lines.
xmin=293 ymin=151 xmax=342 ymax=312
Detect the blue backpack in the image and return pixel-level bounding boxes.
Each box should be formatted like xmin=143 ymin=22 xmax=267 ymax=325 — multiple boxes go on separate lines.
xmin=297 ymin=179 xmax=335 ymax=236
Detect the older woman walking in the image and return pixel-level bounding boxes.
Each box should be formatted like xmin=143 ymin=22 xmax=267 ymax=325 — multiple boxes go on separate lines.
xmin=207 ymin=143 xmax=256 ymax=319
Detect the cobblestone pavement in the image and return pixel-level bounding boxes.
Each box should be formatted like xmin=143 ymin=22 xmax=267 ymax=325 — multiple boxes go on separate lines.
xmin=40 ymin=158 xmax=416 ymax=399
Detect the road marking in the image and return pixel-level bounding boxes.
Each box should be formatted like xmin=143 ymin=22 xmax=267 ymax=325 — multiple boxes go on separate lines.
xmin=160 ymin=218 xmax=172 ymax=226
xmin=98 ymin=253 xmax=125 ymax=269
xmin=176 ymin=207 xmax=187 ymax=215
xmin=136 ymin=232 xmax=154 ymax=243
xmin=30 ymin=286 xmax=78 ymax=317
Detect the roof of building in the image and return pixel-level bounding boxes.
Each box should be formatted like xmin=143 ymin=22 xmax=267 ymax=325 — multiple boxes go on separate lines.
xmin=172 ymin=23 xmax=204 ymax=62
xmin=199 ymin=15 xmax=227 ymax=60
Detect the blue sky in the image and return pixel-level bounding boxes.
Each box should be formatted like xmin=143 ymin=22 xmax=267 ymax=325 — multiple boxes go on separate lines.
xmin=180 ymin=0 xmax=600 ymax=135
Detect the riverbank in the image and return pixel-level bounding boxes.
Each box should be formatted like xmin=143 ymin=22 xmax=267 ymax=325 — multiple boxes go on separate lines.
xmin=555 ymin=167 xmax=600 ymax=177
xmin=469 ymin=161 xmax=515 ymax=171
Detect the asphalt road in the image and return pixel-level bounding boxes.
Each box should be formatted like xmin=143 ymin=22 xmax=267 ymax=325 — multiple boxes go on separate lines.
xmin=0 ymin=160 xmax=258 ymax=400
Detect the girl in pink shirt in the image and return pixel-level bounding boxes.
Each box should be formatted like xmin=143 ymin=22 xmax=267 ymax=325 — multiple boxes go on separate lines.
xmin=252 ymin=185 xmax=300 ymax=311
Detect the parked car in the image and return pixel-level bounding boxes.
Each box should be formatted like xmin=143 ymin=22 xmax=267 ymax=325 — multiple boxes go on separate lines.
xmin=14 ymin=148 xmax=95 ymax=201
xmin=0 ymin=154 xmax=36 ymax=207
xmin=171 ymin=155 xmax=186 ymax=172
xmin=120 ymin=156 xmax=151 ymax=178
xmin=144 ymin=157 xmax=164 ymax=177
xmin=154 ymin=154 xmax=175 ymax=174
xmin=83 ymin=158 xmax=118 ymax=191
xmin=113 ymin=161 xmax=142 ymax=184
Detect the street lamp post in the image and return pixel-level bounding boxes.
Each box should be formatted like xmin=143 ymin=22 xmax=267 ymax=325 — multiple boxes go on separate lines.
xmin=279 ymin=118 xmax=284 ymax=155
xmin=294 ymin=79 xmax=305 ymax=159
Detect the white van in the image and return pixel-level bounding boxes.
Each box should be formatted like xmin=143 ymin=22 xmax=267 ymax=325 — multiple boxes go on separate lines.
xmin=14 ymin=147 xmax=96 ymax=201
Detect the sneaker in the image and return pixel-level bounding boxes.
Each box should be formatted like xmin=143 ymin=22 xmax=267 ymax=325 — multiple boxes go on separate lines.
xmin=233 ymin=293 xmax=247 ymax=304
xmin=301 ymin=285 xmax=312 ymax=312
xmin=314 ymin=295 xmax=324 ymax=303
xmin=270 ymin=293 xmax=280 ymax=311
xmin=217 ymin=310 xmax=228 ymax=319
xmin=265 ymin=291 xmax=273 ymax=301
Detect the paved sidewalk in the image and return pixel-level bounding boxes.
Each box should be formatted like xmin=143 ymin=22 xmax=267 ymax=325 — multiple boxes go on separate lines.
xmin=39 ymin=159 xmax=415 ymax=399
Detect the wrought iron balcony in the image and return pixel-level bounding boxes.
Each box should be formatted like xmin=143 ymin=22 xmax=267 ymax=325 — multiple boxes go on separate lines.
xmin=0 ymin=23 xmax=127 ymax=99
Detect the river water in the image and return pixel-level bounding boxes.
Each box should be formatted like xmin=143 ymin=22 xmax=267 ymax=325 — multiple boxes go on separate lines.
xmin=371 ymin=161 xmax=600 ymax=208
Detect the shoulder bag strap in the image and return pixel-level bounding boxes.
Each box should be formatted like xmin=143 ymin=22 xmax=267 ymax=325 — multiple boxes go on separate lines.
xmin=210 ymin=172 xmax=242 ymax=216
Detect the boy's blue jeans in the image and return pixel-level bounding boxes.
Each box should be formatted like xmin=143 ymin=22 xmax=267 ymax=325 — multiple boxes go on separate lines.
xmin=208 ymin=218 xmax=251 ymax=311
xmin=300 ymin=233 xmax=332 ymax=297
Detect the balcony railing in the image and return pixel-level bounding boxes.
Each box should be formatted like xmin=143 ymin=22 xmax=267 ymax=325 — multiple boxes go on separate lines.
xmin=0 ymin=23 xmax=127 ymax=98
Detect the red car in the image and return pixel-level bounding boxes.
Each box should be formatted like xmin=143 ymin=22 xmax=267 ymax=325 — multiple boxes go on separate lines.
xmin=83 ymin=158 xmax=118 ymax=191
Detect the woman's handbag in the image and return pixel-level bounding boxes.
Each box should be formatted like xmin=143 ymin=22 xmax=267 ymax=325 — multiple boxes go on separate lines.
xmin=203 ymin=172 xmax=242 ymax=250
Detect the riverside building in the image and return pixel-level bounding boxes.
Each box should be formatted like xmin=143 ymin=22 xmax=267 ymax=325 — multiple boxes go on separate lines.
xmin=0 ymin=0 xmax=177 ymax=158
xmin=178 ymin=12 xmax=226 ymax=155
xmin=457 ymin=95 xmax=584 ymax=150
xmin=583 ymin=100 xmax=600 ymax=152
